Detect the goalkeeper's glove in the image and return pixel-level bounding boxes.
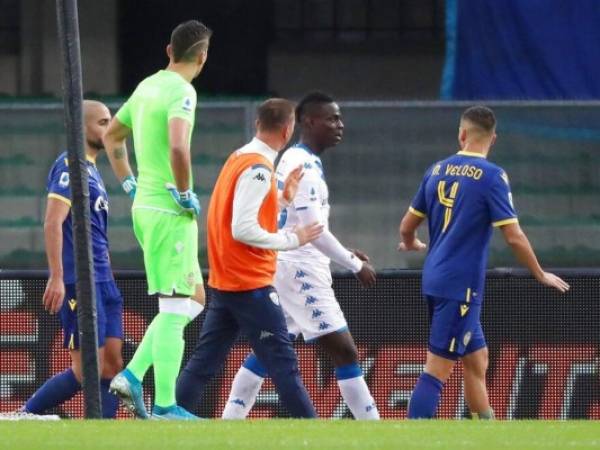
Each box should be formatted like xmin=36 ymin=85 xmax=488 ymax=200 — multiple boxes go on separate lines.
xmin=166 ymin=183 xmax=201 ymax=216
xmin=121 ymin=175 xmax=137 ymax=200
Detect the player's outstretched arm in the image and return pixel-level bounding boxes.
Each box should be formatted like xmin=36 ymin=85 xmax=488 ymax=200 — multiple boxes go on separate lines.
xmin=43 ymin=198 xmax=69 ymax=314
xmin=500 ymin=222 xmax=570 ymax=293
xmin=104 ymin=117 xmax=136 ymax=197
xmin=397 ymin=209 xmax=427 ymax=252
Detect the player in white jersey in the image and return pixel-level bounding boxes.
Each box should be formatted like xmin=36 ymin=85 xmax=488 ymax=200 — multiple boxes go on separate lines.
xmin=222 ymin=92 xmax=379 ymax=420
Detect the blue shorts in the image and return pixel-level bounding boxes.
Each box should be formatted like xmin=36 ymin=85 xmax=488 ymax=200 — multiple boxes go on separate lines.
xmin=59 ymin=280 xmax=124 ymax=350
xmin=426 ymin=295 xmax=486 ymax=361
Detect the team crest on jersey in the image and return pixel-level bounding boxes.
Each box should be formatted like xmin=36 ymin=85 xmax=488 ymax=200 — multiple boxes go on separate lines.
xmin=186 ymin=272 xmax=195 ymax=287
xmin=94 ymin=196 xmax=109 ymax=213
xmin=182 ymin=97 xmax=193 ymax=112
xmin=59 ymin=172 xmax=70 ymax=188
xmin=269 ymin=291 xmax=280 ymax=305
xmin=68 ymin=298 xmax=77 ymax=311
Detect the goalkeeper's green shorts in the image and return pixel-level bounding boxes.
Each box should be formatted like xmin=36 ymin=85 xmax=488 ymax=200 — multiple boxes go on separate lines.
xmin=132 ymin=207 xmax=203 ymax=297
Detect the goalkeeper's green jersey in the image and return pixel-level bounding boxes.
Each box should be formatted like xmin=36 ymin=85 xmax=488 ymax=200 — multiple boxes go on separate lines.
xmin=116 ymin=69 xmax=197 ymax=213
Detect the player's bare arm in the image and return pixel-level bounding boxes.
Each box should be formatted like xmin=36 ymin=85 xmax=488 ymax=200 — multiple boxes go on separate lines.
xmin=104 ymin=117 xmax=134 ymax=182
xmin=43 ymin=197 xmax=70 ymax=314
xmin=500 ymin=222 xmax=570 ymax=293
xmin=397 ymin=209 xmax=427 ymax=252
xmin=168 ymin=117 xmax=192 ymax=192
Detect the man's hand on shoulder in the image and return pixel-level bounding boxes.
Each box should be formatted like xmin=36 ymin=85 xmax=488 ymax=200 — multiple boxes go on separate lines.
xmin=293 ymin=221 xmax=323 ymax=246
xmin=282 ymin=165 xmax=304 ymax=204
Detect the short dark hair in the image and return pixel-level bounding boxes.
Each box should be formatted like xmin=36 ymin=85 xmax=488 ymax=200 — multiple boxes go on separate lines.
xmin=170 ymin=20 xmax=212 ymax=63
xmin=256 ymin=98 xmax=295 ymax=132
xmin=461 ymin=106 xmax=496 ymax=133
xmin=295 ymin=91 xmax=335 ymax=122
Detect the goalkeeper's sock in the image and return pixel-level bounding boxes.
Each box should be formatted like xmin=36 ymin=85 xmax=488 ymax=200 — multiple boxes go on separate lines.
xmin=335 ymin=363 xmax=380 ymax=420
xmin=24 ymin=368 xmax=81 ymax=414
xmin=100 ymin=378 xmax=119 ymax=418
xmin=407 ymin=372 xmax=444 ymax=419
xmin=222 ymin=354 xmax=266 ymax=419
xmin=152 ymin=298 xmax=190 ymax=408
xmin=126 ymin=316 xmax=158 ymax=382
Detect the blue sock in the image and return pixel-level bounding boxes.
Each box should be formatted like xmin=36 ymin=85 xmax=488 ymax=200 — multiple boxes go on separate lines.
xmin=24 ymin=368 xmax=81 ymax=414
xmin=334 ymin=362 xmax=363 ymax=380
xmin=101 ymin=378 xmax=119 ymax=418
xmin=407 ymin=372 xmax=444 ymax=419
xmin=242 ymin=353 xmax=268 ymax=378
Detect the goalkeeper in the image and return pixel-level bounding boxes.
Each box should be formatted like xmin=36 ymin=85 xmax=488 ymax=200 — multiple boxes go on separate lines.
xmin=103 ymin=20 xmax=212 ymax=420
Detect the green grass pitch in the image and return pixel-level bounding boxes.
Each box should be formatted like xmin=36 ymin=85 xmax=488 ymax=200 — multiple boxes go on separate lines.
xmin=2 ymin=420 xmax=599 ymax=450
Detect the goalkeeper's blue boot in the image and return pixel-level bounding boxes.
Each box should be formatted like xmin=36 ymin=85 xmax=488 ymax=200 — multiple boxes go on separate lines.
xmin=151 ymin=404 xmax=199 ymax=420
xmin=109 ymin=368 xmax=149 ymax=419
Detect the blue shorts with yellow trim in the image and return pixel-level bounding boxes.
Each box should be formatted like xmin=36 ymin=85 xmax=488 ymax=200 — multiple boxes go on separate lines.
xmin=426 ymin=295 xmax=486 ymax=361
xmin=60 ymin=280 xmax=124 ymax=350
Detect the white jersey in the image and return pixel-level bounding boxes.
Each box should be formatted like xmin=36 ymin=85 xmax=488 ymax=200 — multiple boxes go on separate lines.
xmin=276 ymin=144 xmax=330 ymax=267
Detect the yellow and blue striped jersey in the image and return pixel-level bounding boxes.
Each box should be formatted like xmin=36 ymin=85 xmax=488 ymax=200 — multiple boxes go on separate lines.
xmin=410 ymin=151 xmax=518 ymax=304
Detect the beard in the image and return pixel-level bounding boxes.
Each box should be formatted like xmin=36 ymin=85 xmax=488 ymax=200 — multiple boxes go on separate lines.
xmin=87 ymin=138 xmax=104 ymax=151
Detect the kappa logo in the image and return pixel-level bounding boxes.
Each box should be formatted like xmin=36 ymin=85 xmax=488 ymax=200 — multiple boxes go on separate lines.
xmin=295 ymin=270 xmax=307 ymax=279
xmin=259 ymin=330 xmax=274 ymax=340
xmin=311 ymin=309 xmax=323 ymax=319
xmin=318 ymin=321 xmax=331 ymax=331
xmin=300 ymin=282 xmax=313 ymax=292
xmin=305 ymin=295 xmax=318 ymax=305
xmin=253 ymin=172 xmax=266 ymax=182
xmin=230 ymin=398 xmax=246 ymax=407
